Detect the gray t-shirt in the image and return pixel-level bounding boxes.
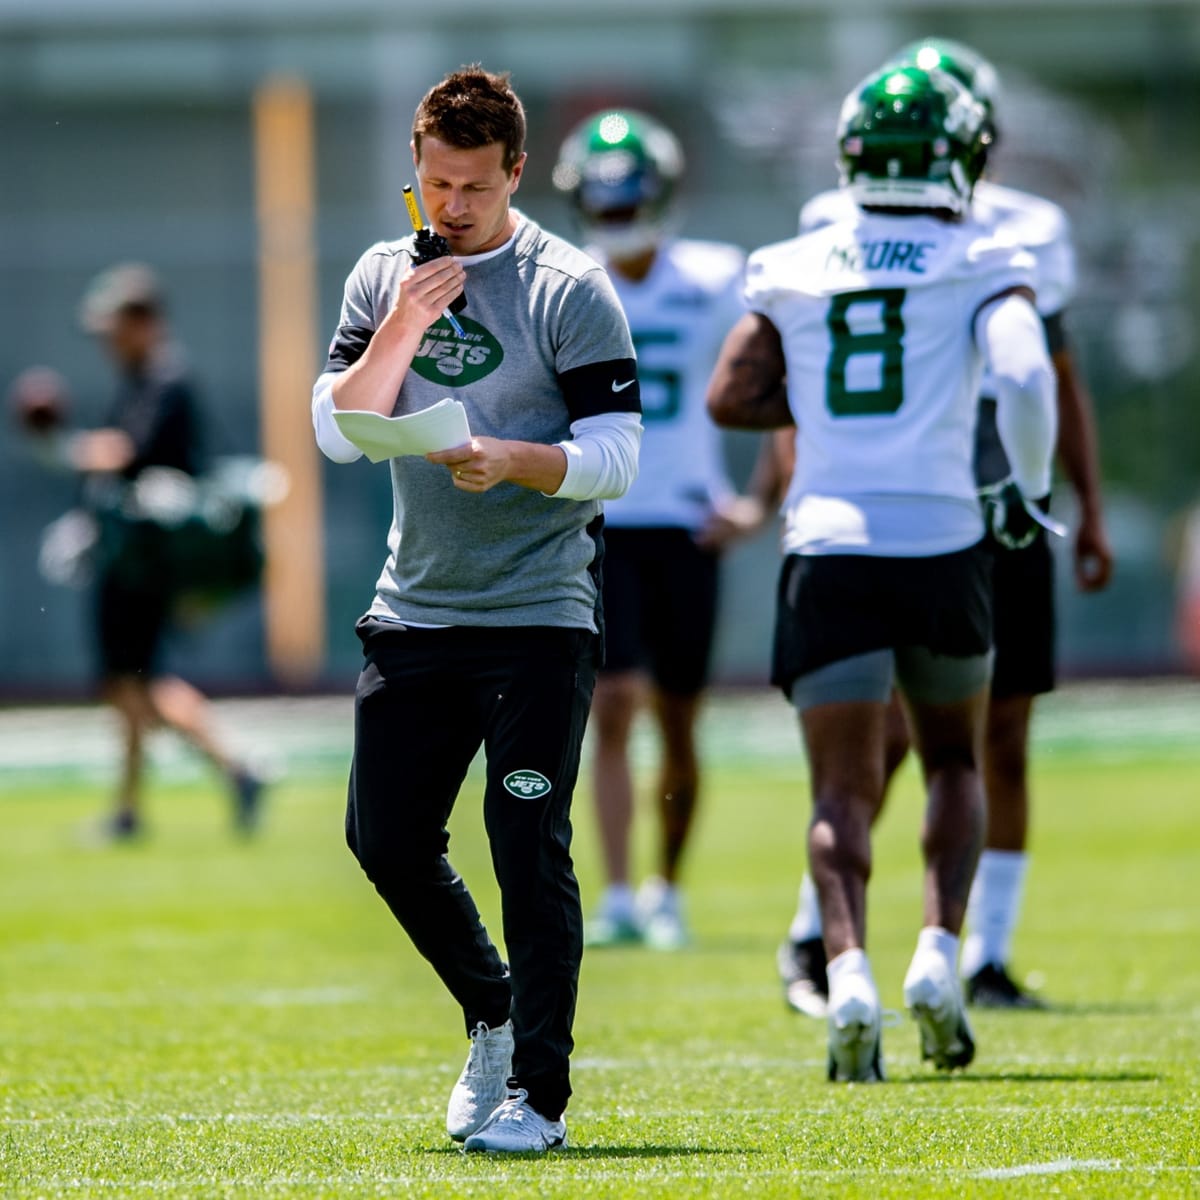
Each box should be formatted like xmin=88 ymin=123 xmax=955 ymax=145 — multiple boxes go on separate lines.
xmin=324 ymin=215 xmax=639 ymax=631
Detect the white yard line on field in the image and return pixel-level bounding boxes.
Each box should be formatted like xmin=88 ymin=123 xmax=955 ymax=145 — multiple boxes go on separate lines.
xmin=1 ymin=680 xmax=1199 ymax=783
xmin=17 ymin=1163 xmax=1200 ymax=1192
xmin=973 ymin=1158 xmax=1123 ymax=1179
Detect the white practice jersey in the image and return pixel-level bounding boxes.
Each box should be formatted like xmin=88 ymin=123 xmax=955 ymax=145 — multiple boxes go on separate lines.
xmin=591 ymin=237 xmax=746 ymax=529
xmin=746 ymin=209 xmax=1036 ymax=556
xmin=802 ymin=182 xmax=1075 ymax=489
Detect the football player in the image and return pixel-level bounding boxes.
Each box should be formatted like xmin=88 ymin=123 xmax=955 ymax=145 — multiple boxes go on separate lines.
xmin=708 ymin=63 xmax=1058 ymax=1079
xmin=554 ymin=110 xmax=768 ymax=950
xmin=776 ymin=38 xmax=1114 ymax=1017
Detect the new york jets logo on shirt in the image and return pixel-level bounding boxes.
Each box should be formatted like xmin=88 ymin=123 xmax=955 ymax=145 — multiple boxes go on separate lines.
xmin=503 ymin=769 xmax=552 ymax=799
xmin=411 ymin=314 xmax=503 ymax=387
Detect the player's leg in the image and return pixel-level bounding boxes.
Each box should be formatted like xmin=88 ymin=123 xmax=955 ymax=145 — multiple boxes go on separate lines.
xmin=102 ymin=674 xmax=155 ymax=837
xmin=771 ymin=553 xmax=896 ymax=1079
xmin=779 ymin=687 xmax=910 ymax=1015
xmin=962 ymin=530 xmax=1055 ymax=1007
xmin=980 ymin=693 xmax=1033 ymax=850
xmin=635 ymin=686 xmax=701 ymax=949
xmin=634 ymin=529 xmax=720 ymax=949
xmin=648 ymin=687 xmax=702 ymax=885
xmin=899 ymin=676 xmax=987 ymax=1072
xmin=800 ymin=697 xmax=889 ymax=961
xmin=894 ymin=549 xmax=993 ymax=1073
xmin=962 ymin=690 xmax=1041 ymax=1004
xmin=901 ymin=678 xmax=989 ymax=938
xmin=586 ymin=527 xmax=648 ymax=945
xmin=146 ymin=674 xmax=266 ymax=832
xmin=93 ymin=572 xmax=168 ymax=837
xmin=587 ymin=670 xmax=644 ymax=941
xmin=796 ymin=680 xmax=892 ymax=1083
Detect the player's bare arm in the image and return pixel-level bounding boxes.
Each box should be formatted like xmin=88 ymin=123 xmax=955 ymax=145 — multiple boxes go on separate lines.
xmin=694 ymin=494 xmax=770 ymax=552
xmin=66 ymin=428 xmax=137 ymax=473
xmin=427 ymin=436 xmax=568 ymax=495
xmin=706 ymin=312 xmax=791 ymax=430
xmin=694 ymin=425 xmax=795 ymax=550
xmin=331 ymin=256 xmax=466 ymax=416
xmin=1051 ymin=346 xmax=1114 ymax=592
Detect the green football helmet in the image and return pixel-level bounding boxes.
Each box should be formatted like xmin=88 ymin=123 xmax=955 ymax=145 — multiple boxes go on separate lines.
xmin=836 ymin=64 xmax=990 ymax=215
xmin=552 ymin=109 xmax=684 ymax=258
xmin=888 ymin=37 xmax=1001 ymax=143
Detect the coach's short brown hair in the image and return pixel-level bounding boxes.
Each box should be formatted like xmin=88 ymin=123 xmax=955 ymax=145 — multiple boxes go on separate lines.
xmin=412 ymin=65 xmax=526 ymax=173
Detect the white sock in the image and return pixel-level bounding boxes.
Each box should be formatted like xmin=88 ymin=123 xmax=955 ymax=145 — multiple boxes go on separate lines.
xmin=638 ymin=876 xmax=679 ymax=916
xmin=960 ymin=849 xmax=1028 ymax=978
xmin=914 ymin=925 xmax=959 ymax=977
xmin=826 ymin=947 xmax=878 ymax=1010
xmin=788 ymin=875 xmax=824 ymax=943
xmin=904 ymin=926 xmax=960 ymax=1004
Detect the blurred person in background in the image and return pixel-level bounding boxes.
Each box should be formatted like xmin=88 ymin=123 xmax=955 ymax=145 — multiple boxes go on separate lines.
xmin=775 ymin=38 xmax=1114 ymax=1018
xmin=10 ymin=263 xmax=266 ymax=841
xmin=312 ymin=66 xmax=641 ymax=1154
xmin=708 ymin=63 xmax=1058 ymax=1080
xmin=553 ymin=109 xmax=769 ymax=951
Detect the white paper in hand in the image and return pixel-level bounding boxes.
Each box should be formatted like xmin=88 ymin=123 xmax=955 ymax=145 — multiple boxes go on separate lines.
xmin=332 ymin=398 xmax=471 ymax=463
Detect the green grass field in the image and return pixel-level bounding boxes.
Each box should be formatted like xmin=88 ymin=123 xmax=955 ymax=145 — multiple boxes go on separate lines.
xmin=2 ymin=686 xmax=1199 ymax=1198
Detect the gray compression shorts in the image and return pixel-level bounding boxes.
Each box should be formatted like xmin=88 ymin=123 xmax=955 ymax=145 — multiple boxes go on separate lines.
xmin=789 ymin=646 xmax=994 ymax=713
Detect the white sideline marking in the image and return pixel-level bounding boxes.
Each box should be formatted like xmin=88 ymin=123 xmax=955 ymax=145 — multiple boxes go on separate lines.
xmin=9 ymin=985 xmax=367 ymax=1009
xmin=22 ymin=1165 xmax=1200 ymax=1191
xmin=975 ymin=1158 xmax=1122 ymax=1179
xmin=3 ymin=1112 xmax=428 ymax=1128
xmin=4 ymin=681 xmax=1200 ymax=781
xmin=7 ymin=1103 xmax=1194 ymax=1129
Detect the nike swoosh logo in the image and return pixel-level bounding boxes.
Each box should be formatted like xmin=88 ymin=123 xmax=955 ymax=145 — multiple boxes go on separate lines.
xmin=611 ymin=379 xmax=636 ymax=392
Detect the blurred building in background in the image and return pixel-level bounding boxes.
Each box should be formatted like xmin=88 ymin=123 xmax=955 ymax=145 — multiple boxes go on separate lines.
xmin=2 ymin=0 xmax=1197 ymax=696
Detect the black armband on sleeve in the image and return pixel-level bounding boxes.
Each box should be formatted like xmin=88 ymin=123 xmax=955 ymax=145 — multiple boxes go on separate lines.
xmin=325 ymin=324 xmax=374 ymax=373
xmin=557 ymin=357 xmax=641 ymax=422
xmin=1041 ymin=310 xmax=1068 ymax=355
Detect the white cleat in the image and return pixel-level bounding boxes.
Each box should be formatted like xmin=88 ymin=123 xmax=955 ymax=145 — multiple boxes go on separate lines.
xmin=446 ymin=1020 xmax=514 ymax=1142
xmin=826 ymin=991 xmax=884 ymax=1083
xmin=463 ymin=1088 xmax=567 ymax=1154
xmin=904 ymin=957 xmax=976 ymax=1072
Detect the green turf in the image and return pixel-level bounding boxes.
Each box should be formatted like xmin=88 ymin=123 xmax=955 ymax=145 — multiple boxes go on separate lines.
xmin=2 ymin=694 xmax=1199 ymax=1197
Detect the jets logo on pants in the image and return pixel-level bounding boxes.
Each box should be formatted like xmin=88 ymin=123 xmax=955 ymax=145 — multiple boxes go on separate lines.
xmin=503 ymin=770 xmax=552 ymax=799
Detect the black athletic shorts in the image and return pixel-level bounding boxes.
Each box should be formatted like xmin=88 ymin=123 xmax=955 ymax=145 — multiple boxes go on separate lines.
xmin=987 ymin=524 xmax=1056 ymax=698
xmin=599 ymin=526 xmax=720 ymax=696
xmin=770 ymin=542 xmax=993 ymax=696
xmin=94 ymin=571 xmax=175 ymax=679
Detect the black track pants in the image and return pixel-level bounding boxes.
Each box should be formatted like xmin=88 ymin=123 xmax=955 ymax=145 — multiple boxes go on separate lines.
xmin=346 ymin=618 xmax=598 ymax=1119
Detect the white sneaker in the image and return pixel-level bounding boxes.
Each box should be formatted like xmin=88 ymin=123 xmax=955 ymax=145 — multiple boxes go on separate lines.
xmin=446 ymin=1020 xmax=514 ymax=1142
xmin=903 ymin=954 xmax=976 ymax=1071
xmin=463 ymin=1088 xmax=567 ymax=1153
xmin=636 ymin=877 xmax=690 ymax=951
xmin=826 ymin=984 xmax=884 ymax=1082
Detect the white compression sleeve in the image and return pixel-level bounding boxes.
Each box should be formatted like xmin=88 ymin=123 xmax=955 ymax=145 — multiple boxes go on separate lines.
xmin=311 ymin=372 xmax=365 ymax=464
xmin=976 ymin=292 xmax=1057 ymax=498
xmin=314 ymin=377 xmax=642 ymax=494
xmin=551 ymin=411 xmax=643 ymax=501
